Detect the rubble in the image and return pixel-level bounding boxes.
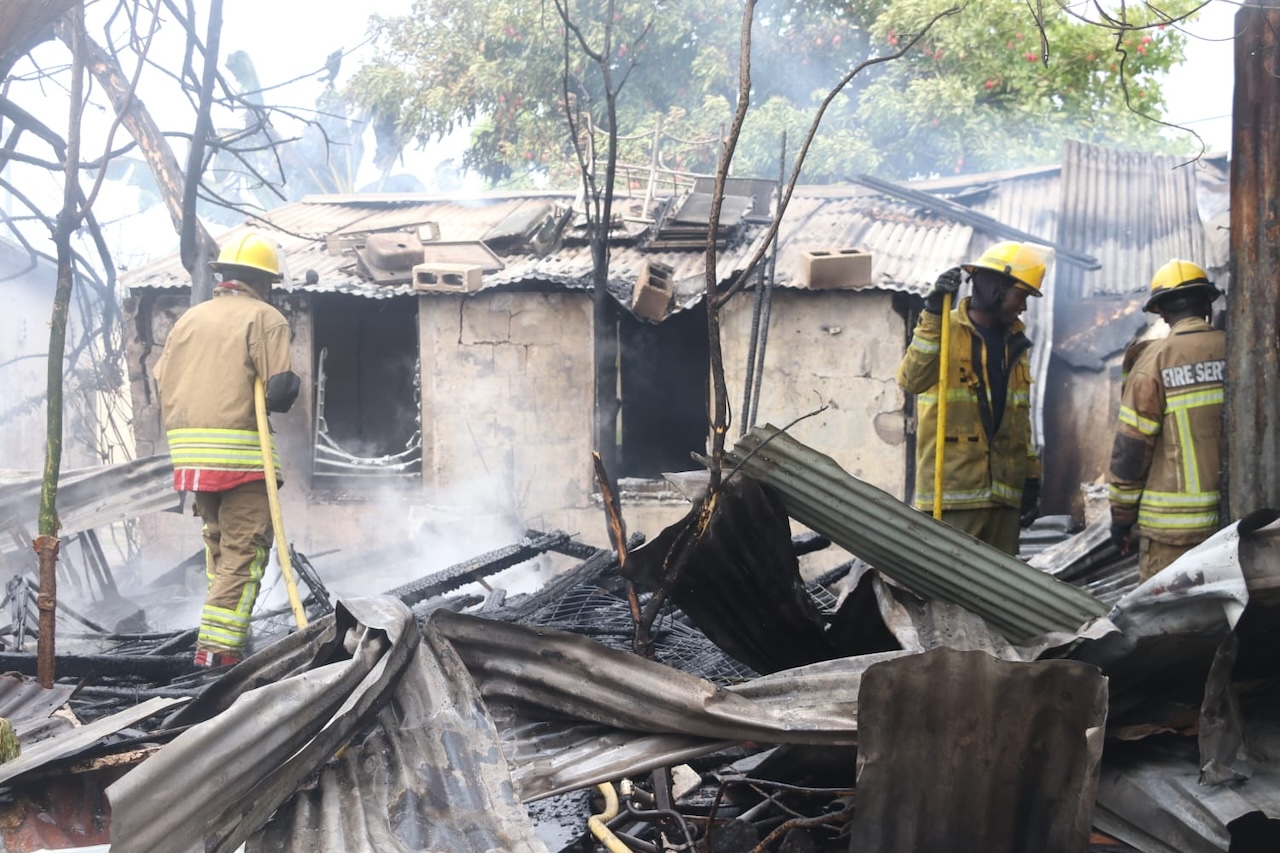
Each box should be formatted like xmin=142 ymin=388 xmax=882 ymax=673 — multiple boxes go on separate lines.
xmin=0 ymin=430 xmax=1276 ymax=851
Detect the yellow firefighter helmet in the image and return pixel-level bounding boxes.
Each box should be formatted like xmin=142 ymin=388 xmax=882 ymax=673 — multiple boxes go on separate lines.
xmin=210 ymin=233 xmax=283 ymax=281
xmin=1144 ymin=259 xmax=1219 ymax=312
xmin=962 ymin=241 xmax=1051 ymax=297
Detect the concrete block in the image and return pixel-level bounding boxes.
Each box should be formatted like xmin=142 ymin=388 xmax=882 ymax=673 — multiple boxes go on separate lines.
xmin=365 ymin=232 xmax=425 ymax=270
xmin=413 ymin=262 xmax=484 ymax=293
xmin=631 ymin=261 xmax=673 ymax=321
xmin=799 ymin=248 xmax=872 ymax=290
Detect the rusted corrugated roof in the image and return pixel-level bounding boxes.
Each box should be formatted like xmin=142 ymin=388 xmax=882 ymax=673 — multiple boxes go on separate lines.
xmin=121 ymin=145 xmax=1220 ymax=321
xmin=850 ymin=648 xmax=1107 ymax=851
xmin=1056 ymin=139 xmax=1207 ymax=300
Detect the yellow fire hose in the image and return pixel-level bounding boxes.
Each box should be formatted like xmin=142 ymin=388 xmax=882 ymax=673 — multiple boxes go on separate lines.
xmin=587 ymin=781 xmax=632 ymax=853
xmin=253 ymin=376 xmax=309 ymax=630
xmin=932 ymin=292 xmax=952 ymax=521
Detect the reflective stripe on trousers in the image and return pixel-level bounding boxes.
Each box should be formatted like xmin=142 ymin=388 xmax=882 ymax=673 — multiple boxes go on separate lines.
xmin=193 ymin=481 xmax=272 ymax=654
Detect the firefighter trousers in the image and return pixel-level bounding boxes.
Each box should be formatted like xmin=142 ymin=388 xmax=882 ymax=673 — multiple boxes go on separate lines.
xmin=1138 ymin=537 xmax=1195 ymax=582
xmin=193 ymin=480 xmax=272 ymax=654
xmin=941 ymin=507 xmax=1021 ymax=557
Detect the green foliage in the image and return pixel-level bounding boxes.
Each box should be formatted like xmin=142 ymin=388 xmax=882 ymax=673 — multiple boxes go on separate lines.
xmin=858 ymin=0 xmax=1197 ymax=176
xmin=345 ymin=0 xmax=1202 ymax=185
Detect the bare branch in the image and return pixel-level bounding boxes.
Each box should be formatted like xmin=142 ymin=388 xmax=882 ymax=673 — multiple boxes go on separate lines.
xmin=714 ymin=5 xmax=964 ymax=310
xmin=82 ymin=1 xmax=163 ymax=212
xmin=181 ymin=0 xmax=222 ymax=298
xmin=704 ymin=0 xmax=758 ymax=486
xmin=0 ymin=0 xmax=79 ymax=81
xmin=72 ymin=27 xmax=219 ymax=263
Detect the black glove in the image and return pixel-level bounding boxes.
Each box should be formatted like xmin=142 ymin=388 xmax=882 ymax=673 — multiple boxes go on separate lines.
xmin=265 ymin=370 xmax=301 ymax=413
xmin=1019 ymin=478 xmax=1040 ymax=528
xmin=924 ymin=267 xmax=964 ymax=314
xmin=1109 ymin=521 xmax=1134 ymax=555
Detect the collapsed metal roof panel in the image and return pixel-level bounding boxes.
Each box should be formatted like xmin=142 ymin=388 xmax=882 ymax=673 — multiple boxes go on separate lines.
xmin=109 ymin=598 xmax=548 ymax=853
xmin=725 ymin=426 xmax=1109 ymax=644
xmin=1056 ymin=139 xmax=1207 ymax=300
xmin=0 ymin=456 xmax=177 ymax=553
xmin=428 ymin=609 xmax=886 ymax=801
xmin=0 ymin=675 xmax=74 ymax=738
xmin=850 ymin=648 xmax=1108 ymax=851
xmin=0 ymin=696 xmax=184 ymax=788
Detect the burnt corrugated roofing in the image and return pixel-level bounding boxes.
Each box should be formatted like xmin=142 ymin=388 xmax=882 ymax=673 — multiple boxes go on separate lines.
xmin=121 ymin=192 xmax=773 ymax=309
xmin=725 ymin=426 xmax=1110 ymax=644
xmin=122 ymin=145 xmax=1218 ymax=318
xmin=1056 ymin=139 xmax=1209 ymax=300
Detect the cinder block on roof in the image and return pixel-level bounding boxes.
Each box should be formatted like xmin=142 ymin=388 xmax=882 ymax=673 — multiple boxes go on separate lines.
xmin=413 ymin=262 xmax=483 ymax=293
xmin=799 ymin=248 xmax=872 ymax=290
xmin=631 ymin=261 xmax=673 ymax=321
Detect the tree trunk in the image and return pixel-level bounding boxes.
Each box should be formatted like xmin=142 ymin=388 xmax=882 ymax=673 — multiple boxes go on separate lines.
xmin=1225 ymin=0 xmax=1280 ymax=519
xmin=35 ymin=0 xmax=87 ymax=689
xmin=69 ymin=29 xmax=218 ymax=277
xmin=0 ymin=0 xmax=78 ymax=80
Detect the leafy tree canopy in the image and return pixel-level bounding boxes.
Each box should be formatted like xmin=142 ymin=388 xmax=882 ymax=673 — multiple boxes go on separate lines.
xmin=346 ymin=0 xmax=1201 ymax=185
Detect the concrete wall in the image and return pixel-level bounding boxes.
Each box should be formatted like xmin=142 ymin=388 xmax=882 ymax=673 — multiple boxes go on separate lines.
xmin=124 ymin=285 xmax=915 ymax=576
xmin=720 ymin=289 xmax=910 ymax=499
xmin=418 ymin=290 xmax=601 ymax=538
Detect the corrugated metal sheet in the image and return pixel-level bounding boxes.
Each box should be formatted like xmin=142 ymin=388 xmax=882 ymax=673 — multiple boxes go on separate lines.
xmin=109 ymin=597 xmax=548 ymax=853
xmin=428 ymin=609 xmax=881 ymax=801
xmin=120 ymin=193 xmax=772 ymax=311
xmin=770 ymin=191 xmax=975 ymax=294
xmin=0 ymin=456 xmax=177 ymax=554
xmin=725 ymin=426 xmax=1109 ymax=644
xmin=0 ymin=674 xmax=74 ymax=734
xmin=850 ymin=648 xmax=1107 ymax=852
xmin=1057 ymin=139 xmax=1207 ymax=300
xmin=0 ymin=696 xmax=184 ymax=787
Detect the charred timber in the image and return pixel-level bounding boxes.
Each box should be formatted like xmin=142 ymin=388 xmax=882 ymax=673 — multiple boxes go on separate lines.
xmin=0 ymin=652 xmax=192 ymax=680
xmin=1226 ymin=1 xmax=1280 ymax=517
xmin=384 ymin=530 xmax=570 ymax=607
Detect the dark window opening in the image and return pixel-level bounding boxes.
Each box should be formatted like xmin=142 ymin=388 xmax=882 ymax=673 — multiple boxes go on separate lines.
xmin=617 ymin=304 xmax=709 ymax=480
xmin=312 ymin=294 xmax=421 ymax=481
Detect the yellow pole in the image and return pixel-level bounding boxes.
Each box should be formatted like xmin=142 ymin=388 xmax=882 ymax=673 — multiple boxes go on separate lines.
xmin=932 ymin=293 xmax=952 ymax=520
xmin=254 ymin=377 xmax=308 ymax=629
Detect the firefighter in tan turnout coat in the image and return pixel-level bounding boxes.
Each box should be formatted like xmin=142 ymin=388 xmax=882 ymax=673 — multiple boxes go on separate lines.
xmin=1108 ymin=259 xmax=1225 ymax=581
xmin=897 ymin=242 xmax=1051 ymax=556
xmin=156 ymin=233 xmax=299 ymax=667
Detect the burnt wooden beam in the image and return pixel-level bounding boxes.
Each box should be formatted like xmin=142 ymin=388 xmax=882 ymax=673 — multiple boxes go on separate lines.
xmin=384 ymin=530 xmax=570 ymax=608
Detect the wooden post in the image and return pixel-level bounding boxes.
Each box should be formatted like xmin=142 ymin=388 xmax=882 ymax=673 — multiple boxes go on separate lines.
xmin=1225 ymin=1 xmax=1280 ymax=519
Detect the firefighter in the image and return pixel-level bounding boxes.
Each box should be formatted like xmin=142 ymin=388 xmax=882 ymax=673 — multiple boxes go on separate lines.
xmin=896 ymin=242 xmax=1050 ymax=556
xmin=155 ymin=233 xmax=300 ymax=667
xmin=1108 ymin=259 xmax=1224 ymax=580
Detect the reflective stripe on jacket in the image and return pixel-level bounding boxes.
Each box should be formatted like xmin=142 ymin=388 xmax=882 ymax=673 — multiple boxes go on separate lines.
xmin=1108 ymin=317 xmax=1224 ymax=545
xmin=896 ymin=298 xmax=1040 ymax=511
xmin=155 ymin=284 xmax=292 ymax=491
